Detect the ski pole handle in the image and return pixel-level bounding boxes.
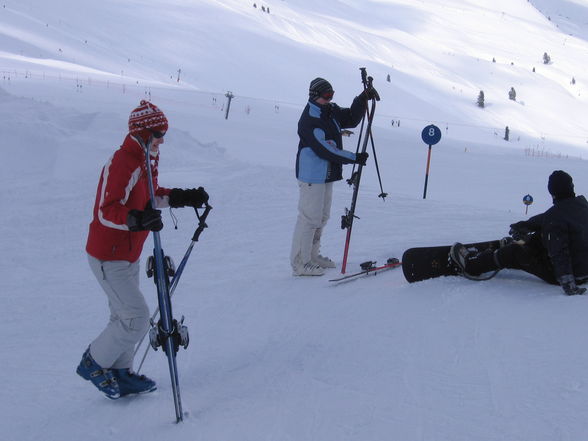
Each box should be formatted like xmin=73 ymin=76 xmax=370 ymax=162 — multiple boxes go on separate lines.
xmin=192 ymin=203 xmax=212 ymax=242
xmin=360 ymin=67 xmax=368 ymax=87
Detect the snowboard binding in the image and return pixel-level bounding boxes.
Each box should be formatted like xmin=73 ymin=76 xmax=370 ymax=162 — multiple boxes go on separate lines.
xmin=449 ymin=242 xmax=500 ymax=282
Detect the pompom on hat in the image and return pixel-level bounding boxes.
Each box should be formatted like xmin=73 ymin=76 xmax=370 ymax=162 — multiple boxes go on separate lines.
xmin=128 ymin=100 xmax=168 ymax=138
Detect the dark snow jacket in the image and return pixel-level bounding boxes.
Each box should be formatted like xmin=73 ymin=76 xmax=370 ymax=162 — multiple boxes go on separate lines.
xmin=295 ymin=97 xmax=365 ymax=183
xmin=511 ymin=195 xmax=588 ymax=280
xmin=542 ymin=195 xmax=588 ymax=280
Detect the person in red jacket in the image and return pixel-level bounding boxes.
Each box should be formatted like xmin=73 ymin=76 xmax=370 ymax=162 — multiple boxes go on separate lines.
xmin=77 ymin=100 xmax=209 ymax=399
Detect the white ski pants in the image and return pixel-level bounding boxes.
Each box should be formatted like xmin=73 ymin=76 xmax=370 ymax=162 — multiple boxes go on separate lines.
xmin=87 ymin=255 xmax=150 ymax=370
xmin=290 ymin=181 xmax=333 ymax=267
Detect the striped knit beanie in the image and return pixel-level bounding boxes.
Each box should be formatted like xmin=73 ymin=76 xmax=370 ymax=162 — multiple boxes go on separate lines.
xmin=128 ymin=100 xmax=168 ymax=135
xmin=309 ymin=77 xmax=333 ymax=100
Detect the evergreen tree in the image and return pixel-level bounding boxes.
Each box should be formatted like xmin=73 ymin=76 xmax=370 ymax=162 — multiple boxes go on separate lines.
xmin=508 ymin=87 xmax=516 ymax=101
xmin=543 ymin=52 xmax=551 ymax=64
xmin=477 ymin=90 xmax=485 ymax=108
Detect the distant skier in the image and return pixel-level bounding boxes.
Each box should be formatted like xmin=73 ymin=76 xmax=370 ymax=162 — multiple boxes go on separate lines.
xmin=77 ymin=100 xmax=209 ymax=398
xmin=450 ymin=170 xmax=588 ymax=295
xmin=290 ymin=77 xmax=377 ymax=276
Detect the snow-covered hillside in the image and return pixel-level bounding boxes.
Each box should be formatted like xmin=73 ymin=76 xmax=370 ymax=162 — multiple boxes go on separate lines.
xmin=3 ymin=0 xmax=588 ymax=152
xmin=2 ymin=1 xmax=588 ymax=440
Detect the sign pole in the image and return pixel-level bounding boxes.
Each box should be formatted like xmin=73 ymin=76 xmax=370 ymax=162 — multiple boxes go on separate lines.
xmin=420 ymin=124 xmax=441 ymax=200
xmin=423 ymin=145 xmax=433 ymax=199
xmin=523 ymin=194 xmax=534 ymax=215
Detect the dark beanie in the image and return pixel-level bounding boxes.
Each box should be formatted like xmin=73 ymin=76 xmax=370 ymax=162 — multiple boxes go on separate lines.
xmin=309 ymin=77 xmax=333 ymax=100
xmin=548 ymin=170 xmax=575 ymax=200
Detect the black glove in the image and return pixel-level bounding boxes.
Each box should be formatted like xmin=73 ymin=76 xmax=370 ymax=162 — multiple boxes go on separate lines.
xmin=360 ymin=85 xmax=380 ymax=101
xmin=508 ymin=223 xmax=531 ymax=241
xmin=355 ymin=151 xmax=369 ymax=166
xmin=558 ymin=274 xmax=587 ymax=296
xmin=169 ymin=187 xmax=209 ymax=208
xmin=127 ymin=203 xmax=163 ymax=232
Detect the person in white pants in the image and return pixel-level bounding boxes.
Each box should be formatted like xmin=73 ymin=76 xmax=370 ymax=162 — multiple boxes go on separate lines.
xmin=290 ymin=77 xmax=376 ymax=276
xmin=291 ymin=182 xmax=334 ymax=276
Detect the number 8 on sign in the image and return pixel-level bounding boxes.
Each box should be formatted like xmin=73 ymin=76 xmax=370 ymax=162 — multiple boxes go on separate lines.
xmin=421 ymin=124 xmax=442 ymax=146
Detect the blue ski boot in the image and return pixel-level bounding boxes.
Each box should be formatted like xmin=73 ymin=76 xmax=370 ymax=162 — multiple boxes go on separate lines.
xmin=113 ymin=369 xmax=157 ymax=396
xmin=76 ymin=347 xmax=120 ymax=399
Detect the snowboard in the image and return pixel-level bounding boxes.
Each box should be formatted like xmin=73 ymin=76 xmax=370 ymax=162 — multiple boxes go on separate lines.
xmin=402 ymin=240 xmax=501 ymax=283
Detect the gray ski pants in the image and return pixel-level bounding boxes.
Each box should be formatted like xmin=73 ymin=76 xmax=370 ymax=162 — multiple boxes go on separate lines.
xmin=290 ymin=181 xmax=333 ymax=267
xmin=87 ymin=255 xmax=150 ymax=369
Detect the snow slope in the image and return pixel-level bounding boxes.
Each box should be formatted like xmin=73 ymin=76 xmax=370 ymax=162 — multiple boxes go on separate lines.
xmin=2 ymin=0 xmax=588 ymax=440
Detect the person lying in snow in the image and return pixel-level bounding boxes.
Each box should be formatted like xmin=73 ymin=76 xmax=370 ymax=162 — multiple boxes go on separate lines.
xmin=450 ymin=170 xmax=588 ymax=296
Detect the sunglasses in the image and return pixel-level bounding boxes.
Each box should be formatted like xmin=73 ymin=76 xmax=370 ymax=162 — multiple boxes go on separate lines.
xmin=150 ymin=130 xmax=166 ymax=139
xmin=321 ymin=90 xmax=335 ymax=100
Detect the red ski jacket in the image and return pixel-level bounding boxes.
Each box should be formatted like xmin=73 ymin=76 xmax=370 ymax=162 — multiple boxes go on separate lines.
xmin=86 ymin=134 xmax=170 ymax=262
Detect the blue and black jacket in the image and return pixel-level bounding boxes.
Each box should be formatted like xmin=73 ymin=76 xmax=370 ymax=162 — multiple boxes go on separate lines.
xmin=296 ymin=96 xmax=365 ymax=183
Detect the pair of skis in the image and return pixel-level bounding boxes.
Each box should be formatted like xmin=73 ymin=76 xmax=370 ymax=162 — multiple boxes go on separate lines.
xmin=141 ymin=138 xmax=211 ymax=423
xmin=340 ymin=68 xmax=386 ymax=274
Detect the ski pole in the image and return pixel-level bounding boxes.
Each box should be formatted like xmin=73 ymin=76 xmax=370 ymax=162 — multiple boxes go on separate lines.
xmin=135 ymin=204 xmax=212 ymax=373
xmin=348 ymin=100 xmax=368 ymax=180
xmin=348 ymin=68 xmax=371 ymax=180
xmin=348 ymin=67 xmax=388 ymax=200
xmin=367 ymin=123 xmax=388 ymax=200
